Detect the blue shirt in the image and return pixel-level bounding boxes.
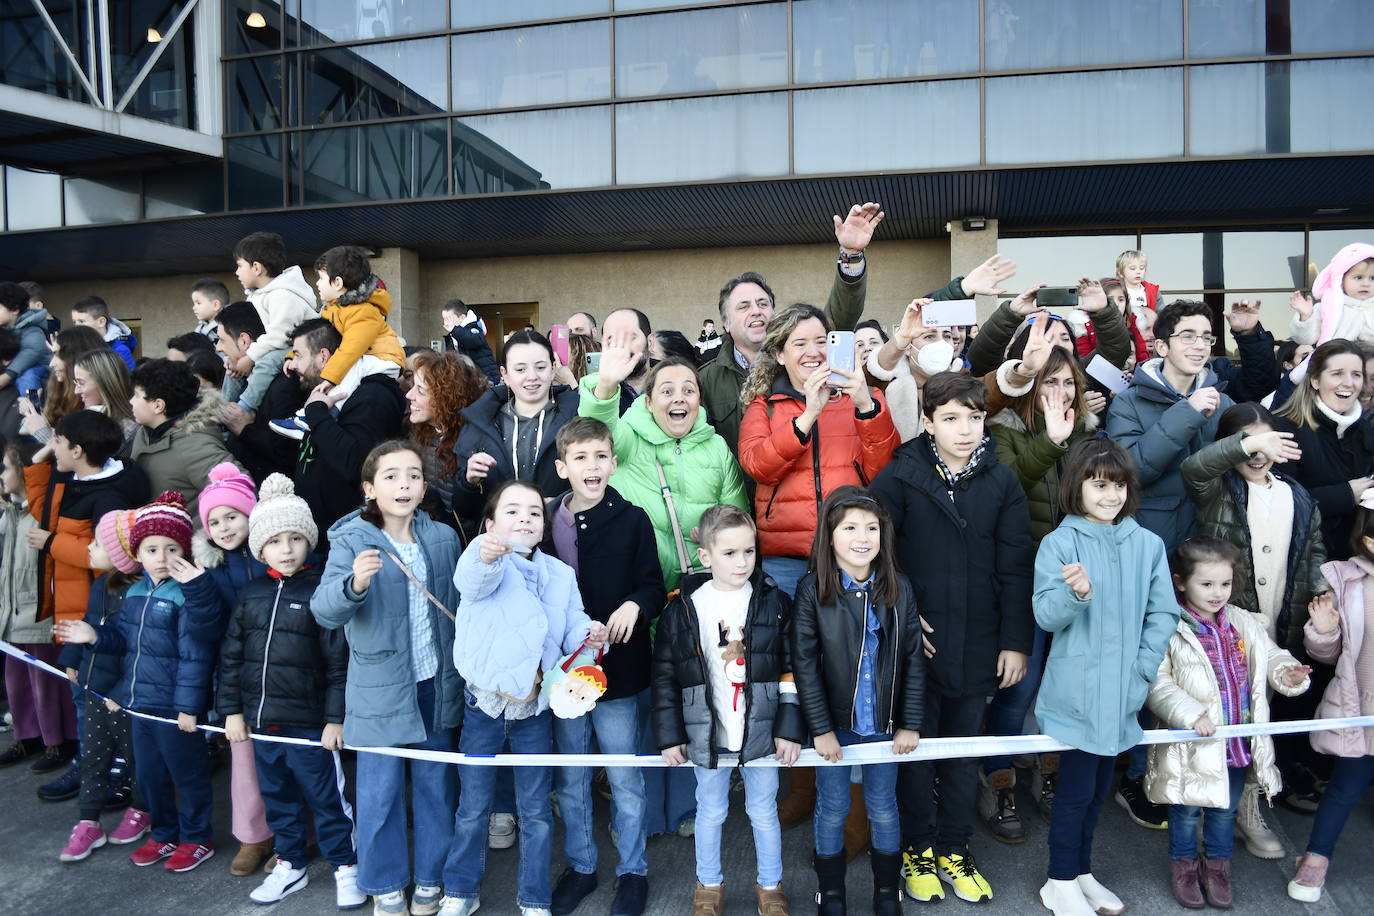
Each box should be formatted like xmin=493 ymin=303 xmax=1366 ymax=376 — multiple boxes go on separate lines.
xmin=842 ymin=570 xmax=881 ymax=736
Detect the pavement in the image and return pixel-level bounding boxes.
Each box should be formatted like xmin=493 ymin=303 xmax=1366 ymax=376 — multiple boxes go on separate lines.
xmin=2 ymin=747 xmax=1372 ymax=915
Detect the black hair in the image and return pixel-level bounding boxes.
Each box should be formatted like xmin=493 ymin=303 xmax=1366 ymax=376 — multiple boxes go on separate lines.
xmin=0 ymin=281 xmax=30 ymax=313
xmin=314 ymin=245 xmax=371 ymax=291
xmin=288 ymin=317 xmax=343 ymax=355
xmin=717 ymin=271 xmax=775 ymax=320
xmin=232 ymin=231 xmax=287 ymax=277
xmin=53 ymin=409 xmax=123 ymax=467
xmin=653 ymin=330 xmax=699 ymax=366
xmin=1170 ymin=536 xmax=1243 ymax=583
xmin=441 ymin=299 xmax=469 ymax=317
xmin=130 ymin=358 xmax=200 ymax=418
xmin=1215 ymin=402 xmax=1277 ymax=441
xmin=71 ymin=296 xmax=110 ymax=320
xmin=1275 ymin=339 xmax=1301 ymax=368
xmin=0 ymin=327 xmax=19 ymax=363
xmin=480 ymin=478 xmax=546 ymax=538
xmin=1154 ymin=300 xmax=1215 ymax=348
xmin=809 ymin=485 xmax=901 ymax=607
xmin=1351 ymin=507 xmax=1374 ymax=562
xmin=606 ymin=307 xmax=652 ymax=339
xmin=191 ymin=278 xmax=230 ymax=305
xmin=500 ymin=329 xmax=553 ymax=367
xmin=185 ymin=349 xmax=226 ymax=389
xmin=855 ymin=318 xmax=889 ymax=343
xmin=403 ymin=345 xmax=435 ymax=358
xmin=18 ymin=280 xmax=42 ymax=304
xmin=166 ymin=332 xmax=217 ymax=356
xmin=921 ymin=372 xmax=987 ymax=419
xmin=216 ymin=301 xmax=266 ymax=340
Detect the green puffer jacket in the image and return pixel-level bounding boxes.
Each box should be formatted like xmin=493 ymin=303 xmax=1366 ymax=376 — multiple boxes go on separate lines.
xmin=1181 ymin=433 xmax=1328 ymax=652
xmin=988 ymin=408 xmax=1098 ymax=544
xmin=579 ymin=377 xmax=749 ymax=593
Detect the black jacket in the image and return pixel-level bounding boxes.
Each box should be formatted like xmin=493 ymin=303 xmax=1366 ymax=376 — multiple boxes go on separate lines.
xmin=51 ymin=459 xmax=151 ymax=527
xmin=58 ymin=574 xmax=130 ymax=695
xmin=444 ymin=322 xmax=500 ymax=386
xmin=653 ymin=569 xmax=806 ymax=768
xmin=298 ymin=374 xmax=406 ymax=539
xmin=540 ymin=487 xmax=666 ymax=701
xmin=231 ymin=371 xmax=307 ymax=484
xmin=869 ymin=433 xmax=1035 ymax=697
xmin=217 ymin=567 xmax=347 ymax=730
xmin=1211 ymin=322 xmax=1282 ymax=405
xmin=791 ymin=570 xmax=925 ymax=738
xmin=1275 ymin=410 xmax=1374 ymax=560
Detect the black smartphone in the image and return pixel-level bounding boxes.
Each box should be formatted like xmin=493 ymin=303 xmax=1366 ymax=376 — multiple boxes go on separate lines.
xmin=1035 ymin=287 xmax=1078 ymax=308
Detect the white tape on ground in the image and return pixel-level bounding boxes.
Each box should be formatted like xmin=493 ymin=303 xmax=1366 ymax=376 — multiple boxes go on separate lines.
xmin=7 ymin=637 xmax=1370 ymax=768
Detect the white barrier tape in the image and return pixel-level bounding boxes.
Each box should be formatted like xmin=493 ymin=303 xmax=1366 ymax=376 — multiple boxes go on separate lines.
xmin=7 ymin=638 xmax=1372 ymax=768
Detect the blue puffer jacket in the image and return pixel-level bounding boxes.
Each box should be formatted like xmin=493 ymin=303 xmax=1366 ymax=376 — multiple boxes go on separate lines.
xmin=91 ymin=575 xmax=216 ymax=717
xmin=183 ymin=533 xmax=268 ymax=642
xmin=312 ymin=509 xmax=463 ymax=747
xmin=57 ymin=574 xmax=133 ymax=697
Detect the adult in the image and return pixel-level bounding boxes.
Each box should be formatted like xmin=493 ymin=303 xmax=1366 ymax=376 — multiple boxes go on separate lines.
xmin=17 ymin=325 xmax=106 ymax=446
xmin=865 ymin=299 xmax=968 ymax=442
xmin=216 ymin=301 xmax=307 ymax=483
xmin=0 ymin=328 xmax=21 ymax=442
xmin=737 ymin=303 xmax=899 ymax=597
xmin=601 ymin=308 xmax=654 ymax=398
xmin=406 ymin=349 xmax=487 ymax=525
xmin=966 ymin=280 xmax=1130 ymax=386
xmin=441 ymin=299 xmax=500 ymax=386
xmin=286 ymin=318 xmax=405 ymax=539
xmin=450 ymin=330 xmax=579 ymax=533
xmin=72 ymin=347 xmax=137 ymax=456
xmin=699 ymin=202 xmax=885 ymax=453
xmin=567 ymin=312 xmax=597 ymax=338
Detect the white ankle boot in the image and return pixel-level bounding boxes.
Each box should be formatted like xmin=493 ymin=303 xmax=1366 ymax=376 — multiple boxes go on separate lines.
xmin=1075 ymin=873 xmax=1124 ymax=915
xmin=1235 ymin=781 xmax=1284 ymax=859
xmin=1039 ymin=878 xmax=1095 ymax=916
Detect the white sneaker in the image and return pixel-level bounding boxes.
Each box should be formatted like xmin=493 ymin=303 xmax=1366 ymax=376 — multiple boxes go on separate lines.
xmin=519 ymin=908 xmax=552 ymax=916
xmin=488 ymin=813 xmax=516 ymax=850
xmin=335 ymin=864 xmax=366 ymax=909
xmin=1075 ymin=873 xmax=1123 ymax=915
xmin=411 ymin=885 xmax=443 ymax=915
xmin=250 ymin=859 xmax=309 ymax=904
xmin=1235 ymin=781 xmax=1284 ymax=859
xmin=437 ymin=898 xmax=480 ymax=916
xmin=1038 ymin=878 xmax=1094 ymax=916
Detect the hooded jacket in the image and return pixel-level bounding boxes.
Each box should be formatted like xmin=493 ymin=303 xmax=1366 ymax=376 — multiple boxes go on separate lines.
xmin=0 ymin=499 xmax=46 ymax=644
xmin=1033 ymin=515 xmax=1179 ymax=756
xmin=130 ymin=389 xmax=238 ymax=518
xmin=4 ymin=306 xmax=52 ymax=382
xmin=1105 ymin=358 xmax=1234 ymax=551
xmin=989 ymin=407 xmax=1098 ymax=544
xmin=101 ymin=316 xmax=138 ymax=369
xmin=245 ymin=265 xmax=319 ymax=363
xmin=444 ymin=316 xmax=500 ymax=386
xmin=1290 ymin=242 xmax=1374 ymax=346
xmin=653 ymin=569 xmax=806 ymax=768
xmin=1304 ymin=558 xmax=1374 ymax=758
xmin=319 ymin=276 xmax=407 ymax=386
xmin=579 ymin=376 xmax=748 ymax=593
xmin=1273 ymin=407 xmax=1374 ymax=561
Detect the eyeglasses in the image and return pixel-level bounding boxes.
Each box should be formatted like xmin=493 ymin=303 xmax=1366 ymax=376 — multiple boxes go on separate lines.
xmin=1170 ymin=332 xmax=1216 ymax=347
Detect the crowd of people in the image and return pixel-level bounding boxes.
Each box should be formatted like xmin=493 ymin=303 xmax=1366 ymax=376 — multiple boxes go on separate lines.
xmin=1 ymin=214 xmax=1373 ymax=916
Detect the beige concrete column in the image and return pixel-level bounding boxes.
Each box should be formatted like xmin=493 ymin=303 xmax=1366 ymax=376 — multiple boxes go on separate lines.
xmin=947 ymin=218 xmax=1001 ymax=322
xmin=369 ymin=247 xmax=424 ymax=346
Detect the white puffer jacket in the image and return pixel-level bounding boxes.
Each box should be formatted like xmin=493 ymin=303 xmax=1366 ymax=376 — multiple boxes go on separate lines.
xmin=1144 ymin=606 xmax=1309 ymax=809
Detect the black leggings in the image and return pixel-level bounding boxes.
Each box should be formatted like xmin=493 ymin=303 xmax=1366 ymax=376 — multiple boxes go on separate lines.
xmin=79 ymin=698 xmax=145 ymax=822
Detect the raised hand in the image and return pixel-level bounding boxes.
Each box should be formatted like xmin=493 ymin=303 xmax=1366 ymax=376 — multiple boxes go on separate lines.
xmin=350 ymin=549 xmax=383 ymax=594
xmin=833 ymin=202 xmax=885 ymax=253
xmin=1244 ymin=429 xmax=1301 ymax=465
xmin=893 ymin=299 xmax=930 ymax=348
xmin=1040 ymin=385 xmax=1076 ymax=446
xmin=960 ymin=254 xmax=1017 ymax=297
xmin=1083 ymin=389 xmax=1109 ymax=416
xmin=1226 ymin=299 xmax=1261 ymax=334
xmin=465 ymin=451 xmax=497 ymax=485
xmin=799 ymin=362 xmax=832 ymax=424
xmin=1076 ymin=278 xmax=1108 ymax=313
xmin=597 ymin=330 xmax=643 ymax=389
xmin=166 ymin=555 xmax=205 ymax=584
xmin=1308 ymin=593 xmax=1339 ymax=634
xmin=1290 ymin=290 xmax=1314 ymax=322
xmin=1062 ymin=563 xmax=1092 ymax=599
xmin=1009 ymin=284 xmax=1047 ymax=317
xmin=1019 ymin=317 xmax=1055 ymax=375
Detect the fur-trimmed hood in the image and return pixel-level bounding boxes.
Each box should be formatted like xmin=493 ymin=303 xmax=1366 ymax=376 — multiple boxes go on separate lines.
xmin=172 ymin=387 xmax=230 ymax=436
xmin=191 ymin=529 xmax=226 ymax=569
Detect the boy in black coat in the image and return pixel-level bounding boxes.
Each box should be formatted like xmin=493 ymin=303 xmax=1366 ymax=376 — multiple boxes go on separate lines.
xmin=869 ymin=373 xmax=1034 ymax=904
xmin=217 ymin=474 xmax=362 ymax=909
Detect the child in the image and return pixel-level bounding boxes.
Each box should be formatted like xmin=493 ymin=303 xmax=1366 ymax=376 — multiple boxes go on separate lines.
xmin=441 ymin=299 xmax=500 ymax=386
xmin=1116 ymin=249 xmax=1161 ymax=318
xmin=231 ymin=231 xmax=319 ymax=417
xmin=654 ymin=505 xmax=803 ymax=916
xmin=1145 ymin=537 xmax=1311 ymax=908
xmin=1287 ymin=508 xmax=1374 ymax=902
xmin=191 ymin=278 xmax=229 ymax=342
xmin=269 ymin=245 xmax=405 ymax=440
xmin=868 ymin=372 xmax=1034 ymax=903
xmin=792 ymin=486 xmax=924 ymax=916
xmin=129 ymin=358 xmax=238 ymax=515
xmin=56 ymin=491 xmax=218 ymax=873
xmin=56 ymin=509 xmax=150 ymax=861
xmin=1032 ymin=439 xmax=1178 ymax=916
xmin=543 ymin=417 xmax=665 ymax=916
xmin=217 ymin=474 xmax=364 ymax=908
xmin=1289 ymin=242 xmax=1374 ymax=348
xmin=70 ymin=296 xmax=137 ymax=369
xmin=0 ymin=279 xmax=52 ymax=395
xmin=311 ymin=440 xmax=463 ymax=916
xmin=1072 ymin=278 xmax=1149 ymax=368
xmin=443 ymin=479 xmax=607 ymax=916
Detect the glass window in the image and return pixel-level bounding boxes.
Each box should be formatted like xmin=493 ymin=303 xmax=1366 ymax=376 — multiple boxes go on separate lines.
xmin=1187 ymin=0 xmax=1264 ymax=58
xmin=1310 ymin=229 xmax=1374 ymax=284
xmin=1292 ymin=0 xmax=1374 ymax=54
xmin=145 ymin=164 xmax=225 ymax=218
xmin=615 ymin=4 xmax=787 ymax=98
xmin=5 ymin=167 xmax=62 ymax=230
xmin=0 ymin=0 xmax=94 ymax=101
xmin=1223 ymin=231 xmax=1305 ymax=289
xmin=124 ymin=23 xmax=198 ymax=129
xmin=227 ymin=135 xmax=283 ymax=210
xmin=303 ymin=37 xmax=447 ymax=124
xmin=63 ymin=175 xmax=140 ymax=225
xmin=455 ymin=106 xmax=610 ymax=193
xmin=985 ymin=0 xmax=1182 ymax=69
xmin=302 ymin=118 xmax=448 ymax=204
xmin=1140 ymin=233 xmax=1205 ymax=290
xmin=793 ymin=0 xmax=978 ymax=82
xmin=108 ymin=1 xmax=195 ymax=110
xmin=1291 ymin=58 xmax=1374 ymax=153
xmin=615 ymin=92 xmax=787 ymax=184
xmin=299 ymin=0 xmax=446 ymax=44
xmin=453 ymin=21 xmax=609 ymax=111
xmin=793 ymin=81 xmax=979 ymax=173
xmin=228 ymin=56 xmax=284 ymax=132
xmin=453 ymin=0 xmax=606 ymax=28
xmin=998 ymin=234 xmax=1140 ymax=287
xmin=226 ymin=0 xmax=283 ymax=54
xmin=615 ymin=0 xmax=691 ymax=8
xmin=1189 ymin=63 xmax=1267 ymax=156
xmin=986 ymin=68 xmax=1182 ymax=163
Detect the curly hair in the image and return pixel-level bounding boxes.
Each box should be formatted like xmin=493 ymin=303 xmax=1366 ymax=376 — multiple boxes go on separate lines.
xmin=738 ymin=303 xmax=831 ymax=407
xmin=408 ymin=350 xmax=486 ymax=477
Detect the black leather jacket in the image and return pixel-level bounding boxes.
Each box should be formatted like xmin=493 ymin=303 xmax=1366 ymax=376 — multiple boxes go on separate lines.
xmin=791 ymin=570 xmax=925 ymax=738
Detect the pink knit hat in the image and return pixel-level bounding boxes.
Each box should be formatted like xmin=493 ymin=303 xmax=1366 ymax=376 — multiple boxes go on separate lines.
xmin=95 ymin=509 xmax=140 ymax=574
xmin=132 ymin=491 xmax=194 ymax=556
xmin=1315 ymin=242 xmax=1374 ymax=344
xmin=198 ymin=461 xmax=257 ymax=530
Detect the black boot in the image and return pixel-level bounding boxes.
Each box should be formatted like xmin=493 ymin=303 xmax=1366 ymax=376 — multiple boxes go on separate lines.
xmin=813 ymin=851 xmax=846 ymax=916
xmin=870 ymin=850 xmax=902 ymax=916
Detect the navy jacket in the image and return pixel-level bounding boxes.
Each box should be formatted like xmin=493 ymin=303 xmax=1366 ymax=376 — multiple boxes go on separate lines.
xmin=58 ymin=573 xmax=131 ymax=696
xmin=183 ymin=535 xmax=269 ymax=643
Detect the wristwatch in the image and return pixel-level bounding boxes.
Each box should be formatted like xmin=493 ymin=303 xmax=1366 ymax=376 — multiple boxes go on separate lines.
xmin=837 ymin=247 xmax=865 ymax=265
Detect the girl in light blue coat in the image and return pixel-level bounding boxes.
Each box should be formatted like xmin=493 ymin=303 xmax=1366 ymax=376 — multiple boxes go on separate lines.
xmin=1032 ymin=439 xmax=1179 ymax=916
xmin=441 ymin=479 xmax=608 ymax=916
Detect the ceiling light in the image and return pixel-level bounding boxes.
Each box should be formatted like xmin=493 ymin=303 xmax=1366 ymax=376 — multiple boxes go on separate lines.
xmin=246 ymin=12 xmax=267 ymax=28
xmin=146 ymin=27 xmax=162 ymax=43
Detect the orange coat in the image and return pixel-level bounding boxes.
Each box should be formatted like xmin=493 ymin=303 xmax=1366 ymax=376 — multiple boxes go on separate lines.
xmin=24 ymin=464 xmax=93 ymax=634
xmin=739 ymin=383 xmax=899 ymax=558
xmin=319 ymin=284 xmax=406 ymax=386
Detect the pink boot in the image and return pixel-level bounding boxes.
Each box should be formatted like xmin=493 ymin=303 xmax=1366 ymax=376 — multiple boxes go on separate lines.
xmin=1287 ymin=852 xmax=1329 ymax=902
xmin=108 ymin=808 xmax=150 ymax=845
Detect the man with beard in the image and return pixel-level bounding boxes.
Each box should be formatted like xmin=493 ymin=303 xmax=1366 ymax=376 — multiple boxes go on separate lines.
xmin=600 ymin=308 xmax=655 ymax=408
xmin=285 ymin=318 xmax=405 ymax=539
xmin=217 ymin=301 xmax=307 ymax=483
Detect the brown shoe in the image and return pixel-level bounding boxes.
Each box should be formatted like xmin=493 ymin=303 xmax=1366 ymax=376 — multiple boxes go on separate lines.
xmin=230 ymin=839 xmax=274 ymax=876
xmin=693 ymin=882 xmax=725 ymax=916
xmin=843 ymin=783 xmax=870 ymax=862
xmin=756 ymin=883 xmax=788 ymax=916
xmin=1170 ymin=858 xmax=1205 ymax=909
xmin=777 ymin=768 xmax=816 ymax=830
xmin=1199 ymin=855 xmax=1233 ymax=908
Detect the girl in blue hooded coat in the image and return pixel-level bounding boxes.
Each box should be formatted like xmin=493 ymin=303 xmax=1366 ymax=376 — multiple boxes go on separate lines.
xmin=441 ymin=479 xmax=607 ymax=916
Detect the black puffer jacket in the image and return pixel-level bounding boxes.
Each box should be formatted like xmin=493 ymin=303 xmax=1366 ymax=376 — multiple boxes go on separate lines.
xmin=652 ymin=569 xmax=806 ymax=768
xmin=217 ymin=567 xmax=347 ymax=730
xmin=444 ymin=321 xmax=501 ymax=386
xmin=791 ymin=570 xmax=925 ymax=739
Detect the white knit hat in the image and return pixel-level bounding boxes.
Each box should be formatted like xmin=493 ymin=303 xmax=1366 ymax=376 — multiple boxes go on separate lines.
xmin=248 ymin=474 xmax=318 ymax=560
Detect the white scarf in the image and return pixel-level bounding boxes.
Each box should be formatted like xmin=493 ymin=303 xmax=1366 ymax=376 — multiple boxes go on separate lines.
xmin=1316 ymin=396 xmax=1362 ymax=438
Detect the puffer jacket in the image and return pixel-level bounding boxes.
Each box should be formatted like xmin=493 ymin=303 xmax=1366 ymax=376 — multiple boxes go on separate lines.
xmin=652 ymin=569 xmax=806 ymax=768
xmin=443 ymin=316 xmax=500 ymax=387
xmin=4 ymin=306 xmax=51 ymax=382
xmin=182 ymin=532 xmax=268 ymax=643
xmin=218 ymin=567 xmax=347 ymax=730
xmin=580 ymin=377 xmax=748 ymax=592
xmin=58 ymin=574 xmax=131 ymax=696
xmin=1181 ymin=433 xmax=1328 ymax=651
xmin=791 ymin=570 xmax=925 ymax=740
xmin=0 ymin=499 xmax=47 ymax=643
xmin=1273 ymin=409 xmax=1374 ymax=561
xmin=1303 ymin=558 xmax=1374 ymax=758
xmin=90 ymin=575 xmax=215 ymax=717
xmin=130 ymin=389 xmax=239 ymax=517
xmin=1105 ymin=358 xmax=1234 ymax=551
xmin=102 ymin=316 xmax=138 ymax=369
xmin=311 ymin=508 xmax=463 ymax=747
xmin=989 ymin=407 xmax=1098 ymax=544
xmin=739 ymin=378 xmax=898 ymax=559
xmin=245 ymin=265 xmax=319 ymax=363
xmin=318 ymin=276 xmax=407 ymax=386
xmin=1145 ymin=606 xmax=1308 ymax=808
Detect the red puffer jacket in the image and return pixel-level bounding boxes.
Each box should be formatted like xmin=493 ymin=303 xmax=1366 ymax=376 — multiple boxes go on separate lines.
xmin=739 ymin=379 xmax=899 ymax=558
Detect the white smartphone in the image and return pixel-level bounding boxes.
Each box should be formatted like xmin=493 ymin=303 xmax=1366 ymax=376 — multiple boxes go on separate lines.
xmin=1084 ymin=354 xmax=1131 ymax=395
xmin=920 ymin=299 xmax=977 ymax=328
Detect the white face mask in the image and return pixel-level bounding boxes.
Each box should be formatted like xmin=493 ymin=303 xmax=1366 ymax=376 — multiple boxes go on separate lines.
xmin=916 ymin=340 xmax=955 ymax=375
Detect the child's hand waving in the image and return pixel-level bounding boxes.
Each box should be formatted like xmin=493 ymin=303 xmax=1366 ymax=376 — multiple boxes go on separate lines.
xmin=1062 ymin=563 xmax=1092 ymax=599
xmin=350 ymin=549 xmax=384 ymax=593
xmin=892 ymin=729 xmax=920 ymax=755
xmin=166 ymin=555 xmax=205 ymax=583
xmin=1308 ymin=594 xmax=1339 ymax=634
xmin=774 ymin=738 xmax=801 ymax=767
xmin=1290 ymin=290 xmax=1314 ymax=321
xmin=1283 ymin=664 xmax=1313 ymax=689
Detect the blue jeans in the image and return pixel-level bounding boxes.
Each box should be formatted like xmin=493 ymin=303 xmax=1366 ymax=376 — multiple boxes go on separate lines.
xmin=355 ymin=679 xmax=458 ymax=896
xmin=695 ymin=762 xmax=782 ymax=887
xmin=982 ymin=625 xmax=1047 ymax=773
xmin=444 ymin=692 xmax=553 ymax=910
xmin=1306 ymin=754 xmax=1374 ymax=859
xmin=1168 ymin=766 xmax=1246 ymax=860
xmin=554 ymin=693 xmax=647 ymax=877
xmin=814 ymin=730 xmax=900 ymax=856
xmin=638 ymin=689 xmax=696 ymax=835
xmin=762 ymin=556 xmax=808 ymax=599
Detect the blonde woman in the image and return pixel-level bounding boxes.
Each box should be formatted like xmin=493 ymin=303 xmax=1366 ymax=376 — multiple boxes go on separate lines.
xmin=73 ymin=347 xmax=138 ymax=455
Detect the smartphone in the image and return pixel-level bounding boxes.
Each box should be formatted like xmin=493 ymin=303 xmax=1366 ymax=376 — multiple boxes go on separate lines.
xmin=921 ymin=299 xmax=978 ymax=328
xmin=1035 ymin=286 xmax=1079 ymax=308
xmin=827 ymin=331 xmax=855 ymax=385
xmin=23 ymin=388 xmax=40 ymax=405
xmin=549 ymin=324 xmax=570 ymax=365
xmin=584 ymin=352 xmax=602 ymax=374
